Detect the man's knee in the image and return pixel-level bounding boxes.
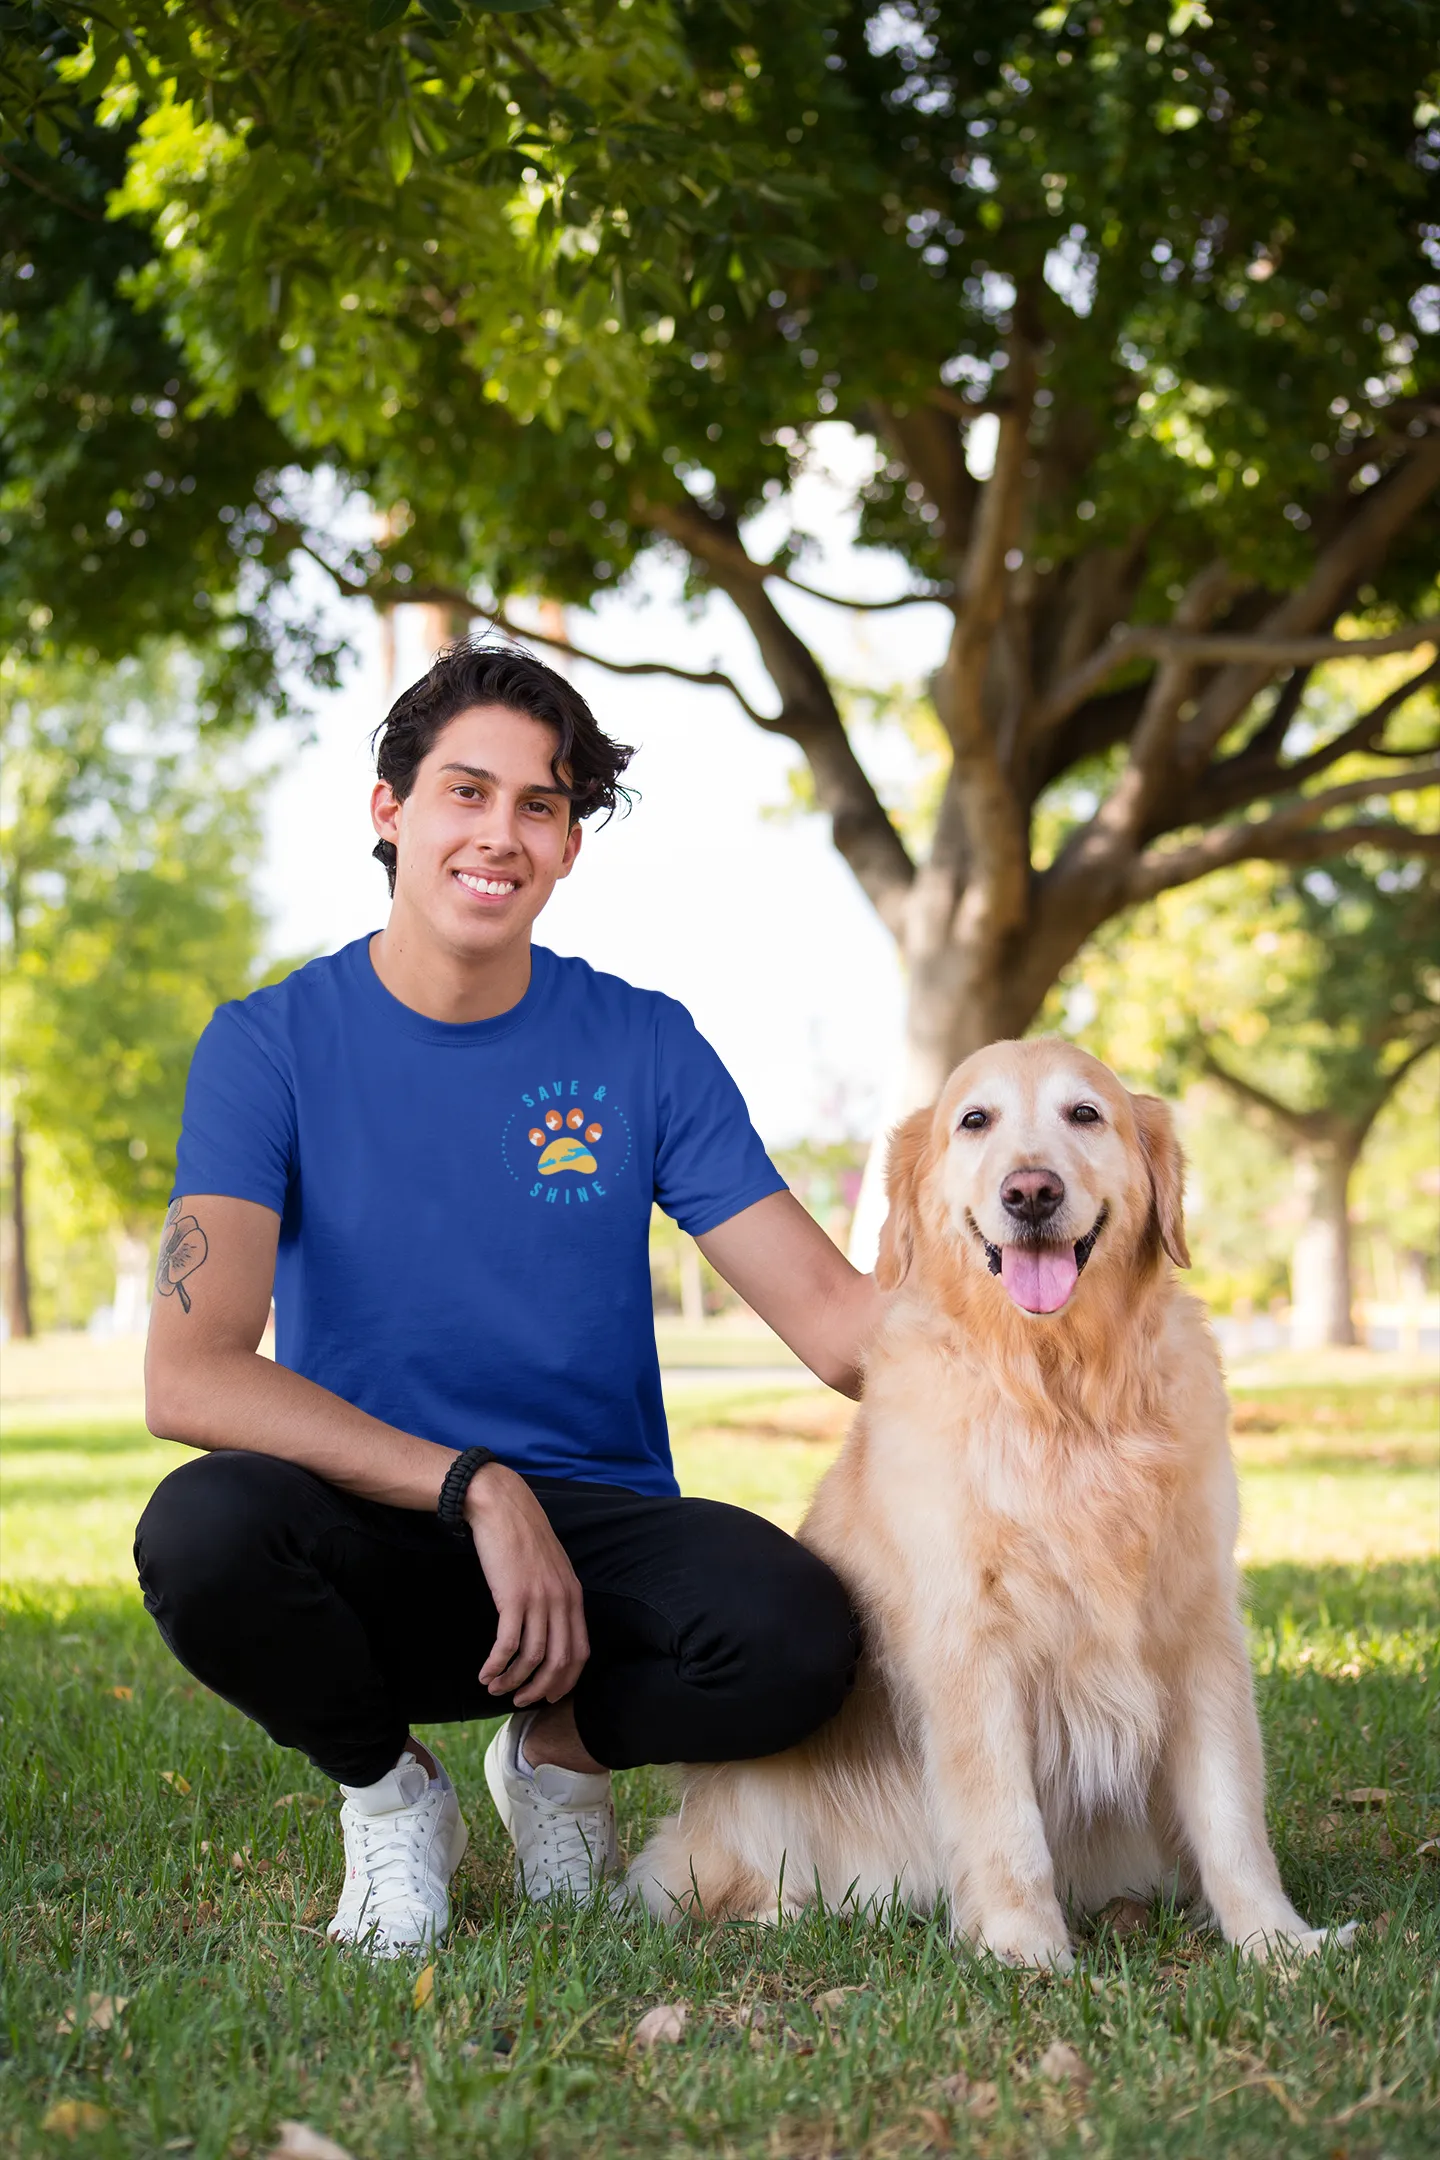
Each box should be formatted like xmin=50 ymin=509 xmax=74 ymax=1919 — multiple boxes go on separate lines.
xmin=681 ymin=1507 xmax=858 ymax=1757
xmin=745 ymin=1543 xmax=857 ymax=1747
xmin=134 ymin=1450 xmax=313 ymax=1612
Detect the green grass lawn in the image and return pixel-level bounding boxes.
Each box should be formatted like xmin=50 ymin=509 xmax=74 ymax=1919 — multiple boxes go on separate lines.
xmin=2 ymin=1365 xmax=1437 ymax=2158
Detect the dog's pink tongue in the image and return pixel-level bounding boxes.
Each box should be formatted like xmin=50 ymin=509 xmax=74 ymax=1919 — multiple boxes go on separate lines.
xmin=1000 ymin=1244 xmax=1078 ymax=1313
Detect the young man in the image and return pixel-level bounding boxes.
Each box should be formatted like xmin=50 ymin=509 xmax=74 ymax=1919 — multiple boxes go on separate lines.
xmin=138 ymin=641 xmax=880 ymax=1956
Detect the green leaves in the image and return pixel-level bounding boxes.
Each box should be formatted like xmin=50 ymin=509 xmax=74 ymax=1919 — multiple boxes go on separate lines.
xmin=1 ymin=651 xmax=273 ymax=1225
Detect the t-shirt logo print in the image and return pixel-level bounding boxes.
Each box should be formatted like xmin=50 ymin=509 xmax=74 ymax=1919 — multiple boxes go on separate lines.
xmin=529 ymin=1105 xmax=604 ymax=1177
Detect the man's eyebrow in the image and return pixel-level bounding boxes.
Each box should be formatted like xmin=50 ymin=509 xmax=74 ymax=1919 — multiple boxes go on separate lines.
xmin=438 ymin=762 xmax=568 ymax=796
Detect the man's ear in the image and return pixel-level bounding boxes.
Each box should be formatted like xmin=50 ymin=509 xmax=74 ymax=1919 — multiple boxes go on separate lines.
xmin=1130 ymin=1093 xmax=1190 ymax=1268
xmin=875 ymin=1107 xmax=933 ymax=1290
xmin=557 ymin=817 xmax=583 ymax=879
xmin=371 ymin=779 xmax=402 ymax=848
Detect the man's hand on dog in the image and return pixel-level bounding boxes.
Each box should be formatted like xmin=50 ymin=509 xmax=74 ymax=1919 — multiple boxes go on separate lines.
xmin=465 ymin=1465 xmax=590 ymax=1706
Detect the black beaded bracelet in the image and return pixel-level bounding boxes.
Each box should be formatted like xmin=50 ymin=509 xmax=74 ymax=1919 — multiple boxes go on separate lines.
xmin=436 ymin=1446 xmax=498 ymax=1535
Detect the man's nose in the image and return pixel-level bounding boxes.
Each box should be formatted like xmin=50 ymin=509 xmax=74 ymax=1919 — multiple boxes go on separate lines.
xmin=1000 ymin=1166 xmax=1066 ymax=1227
xmin=473 ymin=806 xmax=522 ymax=853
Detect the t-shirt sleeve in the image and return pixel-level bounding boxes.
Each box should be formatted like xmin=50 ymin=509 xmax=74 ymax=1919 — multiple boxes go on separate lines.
xmin=172 ymin=1001 xmax=296 ymax=1216
xmin=652 ymin=1000 xmax=786 ymax=1237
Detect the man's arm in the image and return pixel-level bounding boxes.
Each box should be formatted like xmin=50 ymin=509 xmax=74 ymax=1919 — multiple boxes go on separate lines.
xmin=145 ymin=1193 xmax=588 ymax=1707
xmin=696 ymin=1189 xmax=882 ymax=1399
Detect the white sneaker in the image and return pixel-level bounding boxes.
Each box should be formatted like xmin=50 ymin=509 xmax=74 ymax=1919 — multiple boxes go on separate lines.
xmin=327 ymin=1750 xmax=469 ymax=1957
xmin=484 ymin=1712 xmax=618 ymax=1903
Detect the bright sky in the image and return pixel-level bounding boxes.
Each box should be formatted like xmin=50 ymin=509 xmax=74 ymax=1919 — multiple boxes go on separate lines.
xmin=257 ymin=427 xmax=954 ymax=1147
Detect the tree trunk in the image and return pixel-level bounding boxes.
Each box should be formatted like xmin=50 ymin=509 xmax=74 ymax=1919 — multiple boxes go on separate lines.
xmin=112 ymin=1230 xmax=152 ymax=1337
xmin=1289 ymin=1133 xmax=1362 ymax=1351
xmin=679 ymin=1235 xmax=705 ymax=1329
xmin=7 ymin=1119 xmax=34 ymax=1341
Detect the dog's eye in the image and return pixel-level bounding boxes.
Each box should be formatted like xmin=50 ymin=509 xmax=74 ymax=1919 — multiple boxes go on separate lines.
xmin=958 ymin=1109 xmax=989 ymax=1132
xmin=1070 ymin=1103 xmax=1102 ymax=1125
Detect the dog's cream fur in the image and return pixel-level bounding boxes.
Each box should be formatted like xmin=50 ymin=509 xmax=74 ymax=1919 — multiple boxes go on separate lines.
xmin=632 ymin=1039 xmax=1345 ymax=1965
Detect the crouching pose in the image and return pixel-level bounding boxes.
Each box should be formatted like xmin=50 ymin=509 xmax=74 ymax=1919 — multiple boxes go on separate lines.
xmin=632 ymin=1040 xmax=1352 ymax=1967
xmin=137 ymin=643 xmax=874 ymax=1957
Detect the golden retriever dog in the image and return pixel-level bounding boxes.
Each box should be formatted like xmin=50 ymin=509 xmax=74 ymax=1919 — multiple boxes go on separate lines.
xmin=631 ymin=1038 xmax=1351 ymax=1966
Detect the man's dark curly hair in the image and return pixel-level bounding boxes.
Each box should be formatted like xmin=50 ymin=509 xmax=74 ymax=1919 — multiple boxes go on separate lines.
xmin=371 ymin=640 xmax=635 ymax=895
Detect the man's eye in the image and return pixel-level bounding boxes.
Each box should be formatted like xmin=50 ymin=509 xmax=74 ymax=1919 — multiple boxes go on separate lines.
xmin=958 ymin=1108 xmax=989 ymax=1131
xmin=1071 ymin=1103 xmax=1102 ymax=1125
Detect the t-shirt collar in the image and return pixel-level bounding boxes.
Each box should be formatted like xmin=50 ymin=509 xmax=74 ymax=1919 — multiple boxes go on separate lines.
xmin=344 ymin=935 xmax=552 ymax=1046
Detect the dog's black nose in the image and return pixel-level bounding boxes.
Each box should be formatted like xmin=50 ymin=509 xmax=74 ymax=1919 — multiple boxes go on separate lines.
xmin=1000 ymin=1167 xmax=1065 ymax=1225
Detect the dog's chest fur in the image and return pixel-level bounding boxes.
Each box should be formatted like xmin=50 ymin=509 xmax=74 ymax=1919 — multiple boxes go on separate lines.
xmin=841 ymin=1328 xmax=1197 ymax=1822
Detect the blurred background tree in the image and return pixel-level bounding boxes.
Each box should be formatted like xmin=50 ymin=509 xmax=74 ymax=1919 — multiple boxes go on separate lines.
xmin=1 ymin=1 xmax=1437 ymax=1335
xmin=1198 ymin=855 xmax=1438 ymax=1349
xmin=0 ymin=653 xmax=273 ymax=1335
xmin=1046 ymin=835 xmax=1439 ymax=1347
xmin=4 ymin=2 xmax=1436 ymax=1119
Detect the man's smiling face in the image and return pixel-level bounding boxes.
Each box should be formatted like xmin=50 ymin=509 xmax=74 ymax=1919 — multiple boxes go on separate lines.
xmin=370 ymin=703 xmax=582 ymax=959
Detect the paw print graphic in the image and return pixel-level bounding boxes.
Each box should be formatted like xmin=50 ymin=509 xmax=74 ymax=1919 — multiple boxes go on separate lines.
xmin=528 ymin=1105 xmax=604 ymax=1176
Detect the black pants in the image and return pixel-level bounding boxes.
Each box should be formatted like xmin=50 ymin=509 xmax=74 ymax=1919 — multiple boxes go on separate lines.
xmin=134 ymin=1451 xmax=857 ymax=1787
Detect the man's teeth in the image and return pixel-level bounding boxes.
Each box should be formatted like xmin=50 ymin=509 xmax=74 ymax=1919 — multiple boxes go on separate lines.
xmin=456 ymin=872 xmax=517 ymax=896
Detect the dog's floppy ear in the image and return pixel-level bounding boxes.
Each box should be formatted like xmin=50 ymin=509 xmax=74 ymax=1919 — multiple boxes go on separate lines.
xmin=1130 ymin=1093 xmax=1190 ymax=1268
xmin=875 ymin=1106 xmax=932 ymax=1290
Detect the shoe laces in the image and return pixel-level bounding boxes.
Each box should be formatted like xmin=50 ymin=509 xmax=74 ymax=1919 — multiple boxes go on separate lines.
xmin=349 ymin=1791 xmax=439 ymax=1904
xmin=530 ymin=1799 xmax=610 ymax=1882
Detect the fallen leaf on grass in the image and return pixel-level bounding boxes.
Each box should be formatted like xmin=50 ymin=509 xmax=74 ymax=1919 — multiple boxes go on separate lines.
xmin=1035 ymin=2041 xmax=1093 ymax=2091
xmin=909 ymin=2106 xmax=953 ymax=2150
xmin=937 ymin=2072 xmax=1000 ymax=2119
xmin=632 ymin=2004 xmax=688 ymax=2049
xmin=264 ymin=2126 xmax=357 ymax=2160
xmin=1334 ymin=1787 xmax=1391 ymax=1808
xmin=110 ymin=1687 xmax=132 ymax=1701
xmin=160 ymin=1771 xmax=192 ymax=1795
xmin=40 ymin=2102 xmax=112 ymax=2136
xmin=55 ymin=1993 xmax=130 ymax=2035
xmin=813 ymin=1986 xmax=865 ymax=2012
xmin=1414 ymin=1837 xmax=1439 ymax=1859
xmin=272 ymin=1793 xmax=324 ymax=1814
xmin=411 ymin=1965 xmax=434 ymax=2010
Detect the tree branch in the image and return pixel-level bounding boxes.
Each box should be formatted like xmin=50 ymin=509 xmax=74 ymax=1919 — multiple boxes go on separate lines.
xmin=643 ymin=499 xmax=951 ymax=612
xmin=779 ymin=575 xmax=954 ymax=613
xmin=0 ymin=150 xmax=108 ymax=222
xmin=1080 ymin=562 xmax=1238 ymax=855
xmin=869 ymin=399 xmax=977 ymax=555
xmin=925 ymin=321 xmax=1038 ymax=948
xmin=1136 ymin=620 xmax=1440 ymax=665
xmin=636 ymin=502 xmax=917 ymax=931
xmin=1033 ymin=616 xmax=1440 ymax=740
xmin=927 ymin=385 xmax=1007 ymax=422
xmin=1203 ymin=1027 xmax=1440 ymax=1154
xmin=293 ymin=541 xmax=780 ymax=723
xmin=1177 ymin=437 xmax=1440 ymax=770
xmin=1197 ymin=1046 xmax=1325 ymax=1148
xmin=1198 ymin=656 xmax=1440 ymax=819
xmin=1128 ymin=762 xmax=1440 ymax=900
xmin=1354 ymin=1031 xmax=1440 ymax=1142
xmin=487 ymin=605 xmax=773 ymax=723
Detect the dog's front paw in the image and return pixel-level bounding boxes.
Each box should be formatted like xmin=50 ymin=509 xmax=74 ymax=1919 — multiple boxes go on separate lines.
xmin=969 ymin=1913 xmax=1075 ymax=1973
xmin=1235 ymin=1918 xmax=1359 ymax=1963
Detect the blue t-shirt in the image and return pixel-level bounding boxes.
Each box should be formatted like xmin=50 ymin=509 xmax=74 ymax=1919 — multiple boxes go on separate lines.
xmin=173 ymin=937 xmax=785 ymax=1495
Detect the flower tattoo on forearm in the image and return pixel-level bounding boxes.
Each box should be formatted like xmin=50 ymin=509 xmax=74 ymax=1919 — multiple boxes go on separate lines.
xmin=155 ymin=1199 xmax=209 ymax=1315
